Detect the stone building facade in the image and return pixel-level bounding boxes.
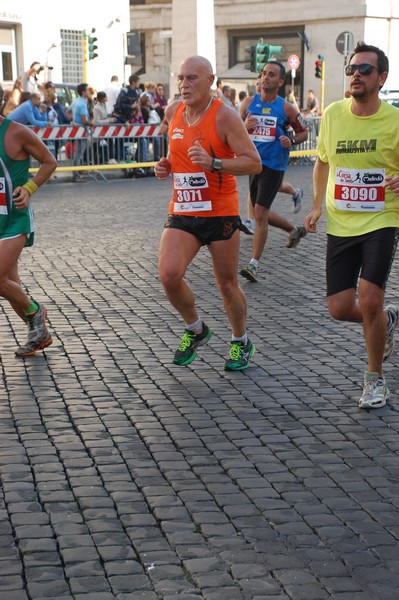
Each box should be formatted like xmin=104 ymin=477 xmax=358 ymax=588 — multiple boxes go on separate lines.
xmin=129 ymin=0 xmax=399 ymax=108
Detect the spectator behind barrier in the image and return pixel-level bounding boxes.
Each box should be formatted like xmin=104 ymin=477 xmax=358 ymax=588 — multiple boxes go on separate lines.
xmin=304 ymin=89 xmax=320 ymax=116
xmin=154 ymin=83 xmax=168 ymax=120
xmin=43 ymin=87 xmax=71 ymax=162
xmin=221 ymin=85 xmax=235 ymax=108
xmin=71 ymin=83 xmax=94 ymax=182
xmin=236 ymin=90 xmax=247 ymax=112
xmin=7 ymin=92 xmax=48 ymax=126
xmin=0 ymin=89 xmax=11 ymax=116
xmin=2 ymin=77 xmax=23 ymax=117
xmin=230 ymin=87 xmax=238 ymax=110
xmin=93 ymin=91 xmax=117 ymax=124
xmin=22 ymin=61 xmax=45 ymax=95
xmin=139 ymin=94 xmax=160 ymax=168
xmin=113 ymin=74 xmax=141 ymax=123
xmin=86 ymin=86 xmax=96 ymax=120
xmin=141 ymin=81 xmax=156 ymax=106
xmin=92 ymin=91 xmax=118 ymax=164
xmin=44 ymin=87 xmax=70 ymax=125
xmin=103 ymin=75 xmax=121 ymax=115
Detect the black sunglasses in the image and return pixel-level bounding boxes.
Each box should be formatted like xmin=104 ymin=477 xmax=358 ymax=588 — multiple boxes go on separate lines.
xmin=345 ymin=63 xmax=379 ymax=76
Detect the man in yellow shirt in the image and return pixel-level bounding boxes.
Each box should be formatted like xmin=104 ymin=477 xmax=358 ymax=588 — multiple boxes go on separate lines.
xmin=305 ymin=41 xmax=399 ymax=409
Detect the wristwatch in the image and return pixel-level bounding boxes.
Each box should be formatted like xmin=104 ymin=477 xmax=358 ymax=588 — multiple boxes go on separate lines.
xmin=211 ymin=157 xmax=222 ymax=172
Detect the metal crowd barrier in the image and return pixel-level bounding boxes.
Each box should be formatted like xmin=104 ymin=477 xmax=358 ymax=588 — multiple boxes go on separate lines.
xmin=28 ymin=117 xmax=321 ymax=179
xmin=289 ymin=115 xmax=320 ymax=164
xmin=29 ymin=123 xmax=167 ymax=180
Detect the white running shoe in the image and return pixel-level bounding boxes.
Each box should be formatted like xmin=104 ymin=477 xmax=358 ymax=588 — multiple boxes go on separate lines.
xmin=292 ymin=188 xmax=303 ymax=213
xmin=243 ymin=219 xmax=255 ymax=235
xmin=359 ymin=372 xmax=389 ymax=409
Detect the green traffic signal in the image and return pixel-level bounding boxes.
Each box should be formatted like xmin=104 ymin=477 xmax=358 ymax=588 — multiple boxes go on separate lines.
xmin=244 ymin=45 xmax=257 ymax=72
xmin=245 ymin=42 xmax=283 ymax=73
xmin=88 ymin=38 xmax=98 ymax=60
xmin=255 ymin=43 xmax=283 ymax=73
xmin=87 ymin=28 xmax=98 ymax=60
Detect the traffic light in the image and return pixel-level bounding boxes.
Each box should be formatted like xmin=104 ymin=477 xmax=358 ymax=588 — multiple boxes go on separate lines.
xmin=244 ymin=45 xmax=257 ymax=72
xmin=315 ymin=54 xmax=324 ymax=78
xmin=255 ymin=43 xmax=283 ymax=73
xmin=87 ymin=28 xmax=98 ymax=60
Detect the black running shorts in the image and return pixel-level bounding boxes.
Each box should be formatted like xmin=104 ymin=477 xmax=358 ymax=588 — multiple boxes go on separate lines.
xmin=164 ymin=215 xmax=242 ymax=246
xmin=249 ymin=164 xmax=285 ymax=209
xmin=326 ymin=227 xmax=399 ymax=297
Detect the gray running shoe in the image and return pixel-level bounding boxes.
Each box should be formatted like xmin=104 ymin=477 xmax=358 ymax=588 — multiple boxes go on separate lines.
xmin=287 ymin=226 xmax=307 ymax=248
xmin=359 ymin=372 xmax=389 ymax=409
xmin=15 ymin=303 xmax=53 ymax=357
xmin=383 ymin=304 xmax=399 ymax=361
xmin=243 ymin=219 xmax=255 ymax=235
xmin=292 ymin=188 xmax=303 ymax=213
xmin=240 ymin=262 xmax=258 ymax=282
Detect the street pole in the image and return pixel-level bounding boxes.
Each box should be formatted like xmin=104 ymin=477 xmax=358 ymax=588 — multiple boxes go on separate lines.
xmin=321 ymin=60 xmax=325 ymax=113
xmin=342 ymin=32 xmax=351 ymax=98
xmin=83 ymin=32 xmax=87 ymax=83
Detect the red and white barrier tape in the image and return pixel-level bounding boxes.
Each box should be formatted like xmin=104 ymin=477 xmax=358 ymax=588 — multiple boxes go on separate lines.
xmin=31 ymin=124 xmax=160 ymax=139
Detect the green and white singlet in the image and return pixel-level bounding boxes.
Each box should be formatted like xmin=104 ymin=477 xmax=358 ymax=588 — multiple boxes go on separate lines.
xmin=0 ymin=118 xmax=35 ymax=246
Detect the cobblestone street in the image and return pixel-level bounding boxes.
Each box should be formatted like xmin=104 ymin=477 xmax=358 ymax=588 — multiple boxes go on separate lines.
xmin=1 ymin=164 xmax=399 ymax=600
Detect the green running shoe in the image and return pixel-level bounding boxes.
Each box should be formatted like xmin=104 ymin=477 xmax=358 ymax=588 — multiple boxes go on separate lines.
xmin=173 ymin=323 xmax=212 ymax=366
xmin=224 ymin=339 xmax=255 ymax=371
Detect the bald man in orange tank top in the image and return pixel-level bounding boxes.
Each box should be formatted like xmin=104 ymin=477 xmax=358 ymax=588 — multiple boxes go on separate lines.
xmin=155 ymin=55 xmax=261 ymax=371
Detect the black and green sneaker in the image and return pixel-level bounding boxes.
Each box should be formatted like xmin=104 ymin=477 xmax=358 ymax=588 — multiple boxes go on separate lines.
xmin=173 ymin=323 xmax=212 ymax=366
xmin=224 ymin=339 xmax=255 ymax=371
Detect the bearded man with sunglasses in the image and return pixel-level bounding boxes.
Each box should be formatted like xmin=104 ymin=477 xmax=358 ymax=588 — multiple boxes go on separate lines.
xmin=305 ymin=41 xmax=399 ymax=410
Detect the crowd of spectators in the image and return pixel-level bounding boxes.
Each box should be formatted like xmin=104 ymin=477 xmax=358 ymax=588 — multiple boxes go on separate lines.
xmin=0 ymin=63 xmax=318 ymax=179
xmin=0 ymin=63 xmax=169 ymax=177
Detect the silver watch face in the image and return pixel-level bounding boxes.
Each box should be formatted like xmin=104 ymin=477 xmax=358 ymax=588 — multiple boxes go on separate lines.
xmin=213 ymin=158 xmax=222 ymax=170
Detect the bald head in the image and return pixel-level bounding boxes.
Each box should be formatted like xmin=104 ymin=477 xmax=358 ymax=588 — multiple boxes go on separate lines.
xmin=177 ymin=56 xmax=215 ymax=105
xmin=179 ymin=55 xmax=214 ymax=76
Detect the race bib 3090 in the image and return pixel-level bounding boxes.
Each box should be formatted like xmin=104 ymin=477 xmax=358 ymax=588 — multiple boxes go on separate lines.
xmin=334 ymin=167 xmax=385 ymax=212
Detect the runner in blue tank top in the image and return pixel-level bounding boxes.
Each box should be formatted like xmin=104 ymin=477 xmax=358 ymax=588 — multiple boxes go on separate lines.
xmin=239 ymin=61 xmax=309 ymax=283
xmin=0 ymin=116 xmax=56 ymax=356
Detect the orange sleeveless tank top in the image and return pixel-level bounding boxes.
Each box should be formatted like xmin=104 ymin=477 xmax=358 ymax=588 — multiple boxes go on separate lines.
xmin=168 ymin=98 xmax=239 ymax=217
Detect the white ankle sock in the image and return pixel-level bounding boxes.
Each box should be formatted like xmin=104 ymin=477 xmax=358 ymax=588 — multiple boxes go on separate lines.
xmin=232 ymin=332 xmax=248 ymax=344
xmin=186 ymin=318 xmax=203 ymax=334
